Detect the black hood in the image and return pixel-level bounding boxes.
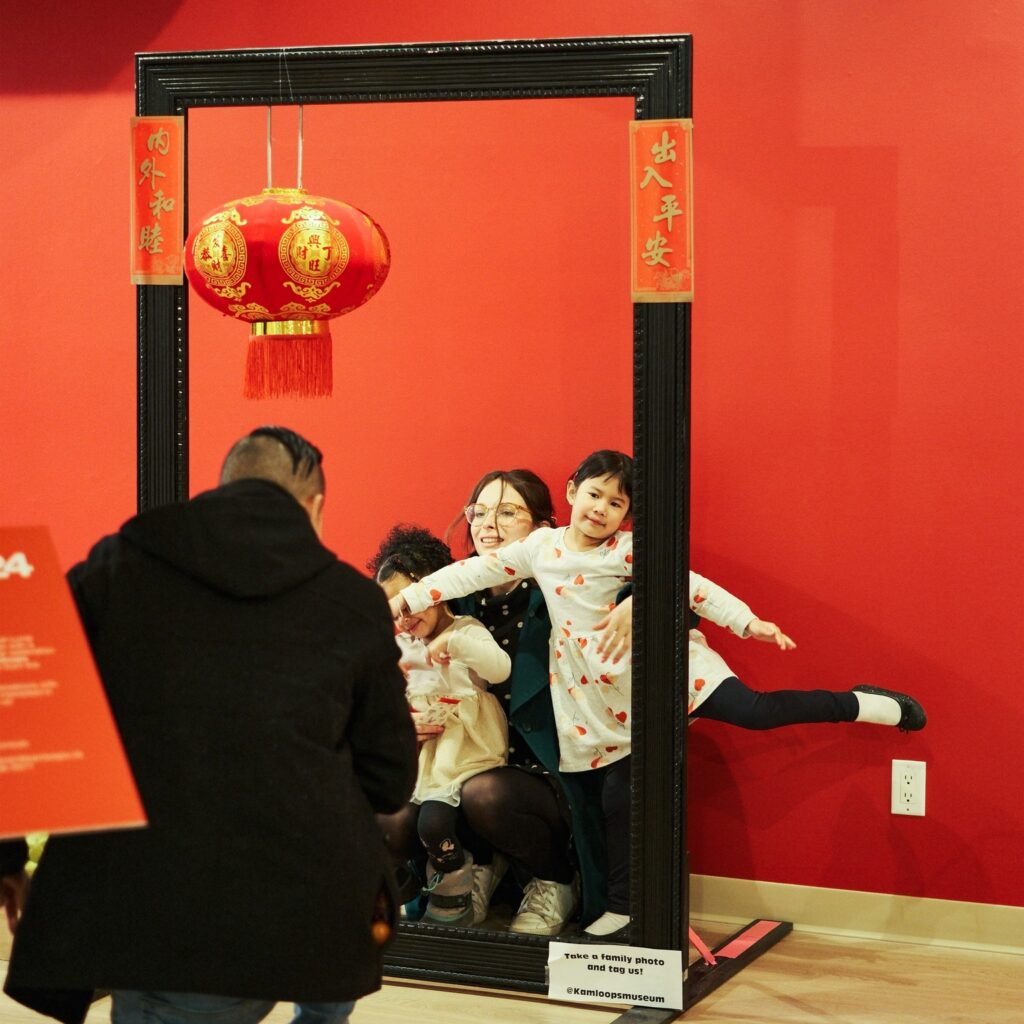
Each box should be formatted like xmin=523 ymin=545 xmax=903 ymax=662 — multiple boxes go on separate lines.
xmin=120 ymin=479 xmax=335 ymax=598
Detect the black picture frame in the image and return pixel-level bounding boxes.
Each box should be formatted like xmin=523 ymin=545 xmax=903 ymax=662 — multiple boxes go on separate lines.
xmin=135 ymin=35 xmax=692 ymax=1002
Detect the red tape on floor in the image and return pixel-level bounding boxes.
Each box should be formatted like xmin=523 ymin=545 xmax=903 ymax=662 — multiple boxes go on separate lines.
xmin=689 ymin=926 xmax=717 ymax=965
xmin=715 ymin=920 xmax=783 ymax=959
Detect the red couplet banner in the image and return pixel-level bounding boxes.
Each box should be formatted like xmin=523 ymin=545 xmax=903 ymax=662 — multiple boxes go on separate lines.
xmin=0 ymin=527 xmax=146 ymax=839
xmin=630 ymin=118 xmax=694 ymax=302
xmin=130 ymin=115 xmax=184 ymax=285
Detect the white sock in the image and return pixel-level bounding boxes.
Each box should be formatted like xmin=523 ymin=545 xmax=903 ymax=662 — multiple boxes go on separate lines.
xmin=854 ymin=691 xmax=901 ymax=726
xmin=584 ymin=911 xmax=630 ymax=935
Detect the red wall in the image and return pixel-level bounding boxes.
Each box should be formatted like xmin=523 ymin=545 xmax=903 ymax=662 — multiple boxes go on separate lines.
xmin=186 ymin=98 xmax=633 ymax=562
xmin=2 ymin=2 xmax=1021 ymax=909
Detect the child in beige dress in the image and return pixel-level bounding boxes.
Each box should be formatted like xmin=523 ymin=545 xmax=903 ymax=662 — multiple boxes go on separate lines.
xmin=372 ymin=526 xmax=510 ymax=926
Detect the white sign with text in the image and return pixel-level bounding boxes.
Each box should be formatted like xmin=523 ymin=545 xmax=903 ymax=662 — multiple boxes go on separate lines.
xmin=547 ymin=941 xmax=683 ymax=1011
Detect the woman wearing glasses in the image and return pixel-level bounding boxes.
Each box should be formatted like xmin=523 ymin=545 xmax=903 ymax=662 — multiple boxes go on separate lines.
xmin=445 ymin=469 xmax=613 ymax=936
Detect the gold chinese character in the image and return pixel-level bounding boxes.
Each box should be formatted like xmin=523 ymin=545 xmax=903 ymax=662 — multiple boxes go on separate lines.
xmin=641 ymin=230 xmax=672 ymax=268
xmin=138 ymin=223 xmax=164 ymax=254
xmin=147 ymin=127 xmax=171 ymax=155
xmin=653 ymin=194 xmax=682 ymax=232
xmin=138 ymin=158 xmax=166 ymax=190
xmin=149 ymin=190 xmax=176 ymax=219
xmin=651 ymin=130 xmax=677 ymax=164
xmin=640 ymin=165 xmax=672 ymax=189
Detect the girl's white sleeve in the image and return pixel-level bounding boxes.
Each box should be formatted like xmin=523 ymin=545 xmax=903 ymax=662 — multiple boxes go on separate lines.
xmin=689 ymin=571 xmax=756 ymax=637
xmin=401 ymin=533 xmax=541 ymax=614
xmin=446 ymin=621 xmax=512 ymax=685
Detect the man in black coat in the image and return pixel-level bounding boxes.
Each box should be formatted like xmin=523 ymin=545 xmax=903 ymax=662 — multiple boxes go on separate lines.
xmin=0 ymin=426 xmax=417 ymax=1024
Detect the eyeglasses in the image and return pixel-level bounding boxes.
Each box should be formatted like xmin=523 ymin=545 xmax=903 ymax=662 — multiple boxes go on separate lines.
xmin=463 ymin=502 xmax=531 ymax=526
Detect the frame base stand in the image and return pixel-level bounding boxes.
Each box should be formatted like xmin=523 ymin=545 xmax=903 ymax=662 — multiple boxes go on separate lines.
xmin=685 ymin=918 xmax=793 ymax=1010
xmin=609 ymin=918 xmax=793 ymax=1022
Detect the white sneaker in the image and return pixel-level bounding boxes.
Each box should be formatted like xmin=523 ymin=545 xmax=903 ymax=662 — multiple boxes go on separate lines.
xmin=509 ymin=876 xmax=578 ymax=935
xmin=470 ymin=853 xmax=508 ymax=925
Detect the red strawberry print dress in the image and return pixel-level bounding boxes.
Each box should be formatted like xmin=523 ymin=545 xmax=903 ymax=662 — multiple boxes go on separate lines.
xmin=401 ymin=527 xmax=633 ymax=772
xmin=686 ymin=572 xmax=757 ymax=713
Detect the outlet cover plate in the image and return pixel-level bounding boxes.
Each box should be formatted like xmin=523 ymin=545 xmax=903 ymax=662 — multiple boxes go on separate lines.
xmin=891 ymin=759 xmax=926 ymax=816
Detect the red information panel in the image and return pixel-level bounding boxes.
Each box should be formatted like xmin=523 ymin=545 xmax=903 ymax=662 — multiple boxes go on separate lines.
xmin=130 ymin=115 xmax=184 ymax=285
xmin=0 ymin=527 xmax=146 ymax=839
xmin=630 ymin=118 xmax=694 ymax=303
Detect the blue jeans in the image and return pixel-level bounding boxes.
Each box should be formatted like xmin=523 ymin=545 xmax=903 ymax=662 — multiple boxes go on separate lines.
xmin=110 ymin=991 xmax=354 ymax=1024
xmin=292 ymin=1003 xmax=356 ymax=1024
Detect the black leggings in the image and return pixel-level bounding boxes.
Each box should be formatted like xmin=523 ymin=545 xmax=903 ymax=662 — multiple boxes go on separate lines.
xmin=584 ymin=676 xmax=860 ymax=917
xmin=574 ymin=756 xmax=631 ymax=915
xmin=552 ymin=681 xmax=860 ymax=920
xmin=692 ymin=676 xmax=858 ymax=729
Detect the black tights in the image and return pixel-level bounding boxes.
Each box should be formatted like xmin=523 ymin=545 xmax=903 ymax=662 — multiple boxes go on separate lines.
xmin=693 ymin=676 xmax=858 ymax=729
xmin=376 ymin=767 xmax=574 ymax=884
xmin=460 ymin=767 xmax=575 ymax=884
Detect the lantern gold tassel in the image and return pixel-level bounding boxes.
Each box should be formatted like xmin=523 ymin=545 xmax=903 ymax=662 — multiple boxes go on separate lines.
xmin=244 ymin=321 xmax=333 ymax=399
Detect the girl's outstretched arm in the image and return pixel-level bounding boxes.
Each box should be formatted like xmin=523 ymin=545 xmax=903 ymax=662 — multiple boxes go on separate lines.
xmin=745 ymin=618 xmax=796 ymax=650
xmin=688 ymin=571 xmax=756 ymax=636
xmin=688 ymin=571 xmax=797 ymax=650
xmin=400 ymin=531 xmax=544 ymax=615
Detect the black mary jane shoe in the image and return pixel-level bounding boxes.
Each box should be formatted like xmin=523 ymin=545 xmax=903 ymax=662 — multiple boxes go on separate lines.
xmin=852 ymin=685 xmax=927 ymax=732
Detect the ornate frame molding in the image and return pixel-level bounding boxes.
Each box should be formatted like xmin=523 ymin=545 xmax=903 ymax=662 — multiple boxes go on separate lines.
xmin=135 ymin=35 xmax=692 ymax=1001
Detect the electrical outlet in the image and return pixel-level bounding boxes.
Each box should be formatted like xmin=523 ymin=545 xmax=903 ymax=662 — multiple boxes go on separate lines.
xmin=891 ymin=759 xmax=926 ymax=816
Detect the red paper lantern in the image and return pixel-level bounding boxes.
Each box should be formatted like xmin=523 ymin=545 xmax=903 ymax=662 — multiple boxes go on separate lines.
xmin=184 ymin=187 xmax=390 ymax=399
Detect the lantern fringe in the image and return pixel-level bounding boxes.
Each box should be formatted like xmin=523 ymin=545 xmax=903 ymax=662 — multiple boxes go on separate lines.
xmin=244 ymin=332 xmax=333 ymax=399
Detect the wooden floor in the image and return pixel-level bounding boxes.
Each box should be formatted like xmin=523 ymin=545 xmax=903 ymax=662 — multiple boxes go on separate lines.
xmin=3 ymin=919 xmax=1022 ymax=1023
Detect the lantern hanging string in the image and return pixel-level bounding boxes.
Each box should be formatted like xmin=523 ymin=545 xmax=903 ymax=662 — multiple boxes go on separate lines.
xmin=297 ymin=104 xmax=304 ymax=190
xmin=265 ymin=104 xmax=303 ymax=190
xmin=266 ymin=106 xmax=273 ymax=190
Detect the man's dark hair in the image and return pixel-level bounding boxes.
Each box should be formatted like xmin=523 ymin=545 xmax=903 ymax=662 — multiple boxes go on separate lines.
xmin=368 ymin=525 xmax=452 ymax=583
xmin=220 ymin=425 xmax=325 ymax=502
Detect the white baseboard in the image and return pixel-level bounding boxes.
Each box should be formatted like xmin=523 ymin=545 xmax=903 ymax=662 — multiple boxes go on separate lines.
xmin=690 ymin=874 xmax=1024 ymax=955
